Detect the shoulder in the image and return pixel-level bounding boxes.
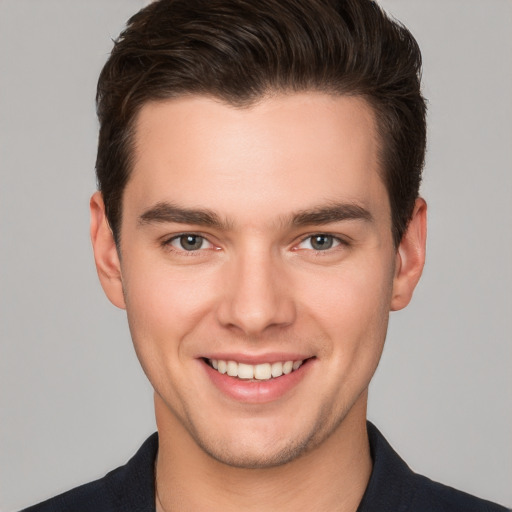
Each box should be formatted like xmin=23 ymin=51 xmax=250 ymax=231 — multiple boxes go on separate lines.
xmin=409 ymin=472 xmax=510 ymax=512
xmin=361 ymin=422 xmax=510 ymax=512
xmin=20 ymin=474 xmax=113 ymax=512
xmin=19 ymin=433 xmax=158 ymax=512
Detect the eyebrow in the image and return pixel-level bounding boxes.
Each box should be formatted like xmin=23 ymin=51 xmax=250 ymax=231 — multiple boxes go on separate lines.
xmin=290 ymin=202 xmax=373 ymax=227
xmin=139 ymin=202 xmax=231 ymax=230
xmin=138 ymin=200 xmax=373 ymax=230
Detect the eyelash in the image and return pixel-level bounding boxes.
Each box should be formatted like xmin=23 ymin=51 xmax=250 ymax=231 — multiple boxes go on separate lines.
xmin=161 ymin=232 xmax=348 ymax=255
xmin=294 ymin=233 xmax=348 ymax=254
xmin=161 ymin=233 xmax=216 ymax=255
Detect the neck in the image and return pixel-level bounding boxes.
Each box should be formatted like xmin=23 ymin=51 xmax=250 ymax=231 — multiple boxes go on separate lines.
xmin=154 ymin=393 xmax=372 ymax=512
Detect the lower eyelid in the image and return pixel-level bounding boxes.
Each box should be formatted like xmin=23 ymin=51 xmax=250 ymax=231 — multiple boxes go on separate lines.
xmin=161 ymin=233 xmax=348 ymax=253
xmin=296 ymin=235 xmax=344 ymax=250
xmin=161 ymin=234 xmax=208 ymax=250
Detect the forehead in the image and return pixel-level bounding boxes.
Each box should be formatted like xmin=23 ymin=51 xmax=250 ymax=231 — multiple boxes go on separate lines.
xmin=127 ymin=93 xmax=388 ymax=226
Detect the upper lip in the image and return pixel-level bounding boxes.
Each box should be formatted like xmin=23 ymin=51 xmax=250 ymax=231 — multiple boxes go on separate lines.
xmin=200 ymin=353 xmax=313 ymax=365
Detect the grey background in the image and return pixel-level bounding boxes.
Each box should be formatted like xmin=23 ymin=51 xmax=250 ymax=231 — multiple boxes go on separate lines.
xmin=0 ymin=0 xmax=511 ymax=510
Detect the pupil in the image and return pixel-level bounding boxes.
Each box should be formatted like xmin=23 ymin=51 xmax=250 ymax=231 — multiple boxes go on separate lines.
xmin=181 ymin=235 xmax=202 ymax=250
xmin=312 ymin=235 xmax=333 ymax=250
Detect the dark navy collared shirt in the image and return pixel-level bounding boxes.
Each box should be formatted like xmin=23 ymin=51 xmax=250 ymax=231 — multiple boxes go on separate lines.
xmin=22 ymin=422 xmax=509 ymax=512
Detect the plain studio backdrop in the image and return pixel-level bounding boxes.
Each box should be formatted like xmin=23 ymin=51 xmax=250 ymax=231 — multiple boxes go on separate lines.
xmin=0 ymin=1 xmax=511 ymax=510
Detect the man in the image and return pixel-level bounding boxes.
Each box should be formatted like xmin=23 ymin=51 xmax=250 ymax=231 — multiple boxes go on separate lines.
xmin=20 ymin=0 xmax=509 ymax=511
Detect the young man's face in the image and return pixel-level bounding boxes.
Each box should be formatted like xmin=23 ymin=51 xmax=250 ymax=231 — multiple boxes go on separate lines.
xmin=92 ymin=93 xmax=425 ymax=468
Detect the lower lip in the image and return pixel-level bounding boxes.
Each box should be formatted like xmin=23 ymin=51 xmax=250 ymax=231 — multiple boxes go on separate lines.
xmin=202 ymin=359 xmax=312 ymax=404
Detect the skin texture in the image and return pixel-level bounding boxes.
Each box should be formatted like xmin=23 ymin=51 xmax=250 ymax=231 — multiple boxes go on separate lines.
xmin=90 ymin=93 xmax=426 ymax=512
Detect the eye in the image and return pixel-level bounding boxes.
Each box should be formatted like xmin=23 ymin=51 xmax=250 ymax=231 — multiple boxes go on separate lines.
xmin=168 ymin=234 xmax=212 ymax=251
xmin=297 ymin=234 xmax=341 ymax=251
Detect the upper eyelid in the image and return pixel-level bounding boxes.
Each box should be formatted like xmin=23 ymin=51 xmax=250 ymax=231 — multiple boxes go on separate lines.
xmin=295 ymin=233 xmax=349 ymax=246
xmin=161 ymin=232 xmax=216 ymax=252
xmin=299 ymin=235 xmax=337 ymax=247
xmin=161 ymin=231 xmax=211 ymax=243
xmin=159 ymin=231 xmax=349 ymax=249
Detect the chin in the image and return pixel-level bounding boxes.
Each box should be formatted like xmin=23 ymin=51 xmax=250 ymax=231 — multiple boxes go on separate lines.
xmin=187 ymin=411 xmax=340 ymax=470
xmin=195 ymin=435 xmax=313 ymax=469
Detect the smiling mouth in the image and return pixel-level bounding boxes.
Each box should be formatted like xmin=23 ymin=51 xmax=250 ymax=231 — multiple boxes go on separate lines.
xmin=205 ymin=358 xmax=307 ymax=380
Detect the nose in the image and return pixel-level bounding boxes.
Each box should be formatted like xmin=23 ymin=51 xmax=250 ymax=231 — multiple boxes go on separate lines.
xmin=216 ymin=247 xmax=296 ymax=336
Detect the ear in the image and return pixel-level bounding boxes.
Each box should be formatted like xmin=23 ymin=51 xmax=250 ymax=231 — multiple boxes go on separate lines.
xmin=390 ymin=197 xmax=427 ymax=311
xmin=90 ymin=191 xmax=126 ymax=309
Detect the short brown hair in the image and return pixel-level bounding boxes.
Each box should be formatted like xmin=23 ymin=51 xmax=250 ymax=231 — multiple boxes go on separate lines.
xmin=96 ymin=0 xmax=426 ymax=247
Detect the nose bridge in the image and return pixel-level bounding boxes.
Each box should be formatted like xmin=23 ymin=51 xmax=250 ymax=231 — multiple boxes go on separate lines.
xmin=217 ymin=242 xmax=295 ymax=335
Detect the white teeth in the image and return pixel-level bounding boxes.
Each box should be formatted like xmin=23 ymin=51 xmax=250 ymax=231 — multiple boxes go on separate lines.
xmin=217 ymin=360 xmax=227 ymax=374
xmin=227 ymin=361 xmax=238 ymax=377
xmin=271 ymin=362 xmax=283 ymax=377
xmin=237 ymin=363 xmax=254 ymax=379
xmin=208 ymin=358 xmax=305 ymax=380
xmin=254 ymin=363 xmax=272 ymax=380
xmin=282 ymin=361 xmax=293 ymax=374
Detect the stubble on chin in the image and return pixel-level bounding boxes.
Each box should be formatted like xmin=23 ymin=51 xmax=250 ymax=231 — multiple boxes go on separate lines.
xmin=181 ymin=397 xmax=353 ymax=470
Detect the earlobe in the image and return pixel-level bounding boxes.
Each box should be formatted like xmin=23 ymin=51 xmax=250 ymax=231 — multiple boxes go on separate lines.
xmin=390 ymin=198 xmax=427 ymax=311
xmin=90 ymin=191 xmax=126 ymax=310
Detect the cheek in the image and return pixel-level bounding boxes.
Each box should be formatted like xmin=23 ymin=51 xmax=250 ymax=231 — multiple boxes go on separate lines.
xmin=120 ymin=260 xmax=220 ymax=403
xmin=121 ymin=257 xmax=220 ymax=347
xmin=296 ymin=256 xmax=394 ymax=357
xmin=296 ymin=259 xmax=394 ymax=415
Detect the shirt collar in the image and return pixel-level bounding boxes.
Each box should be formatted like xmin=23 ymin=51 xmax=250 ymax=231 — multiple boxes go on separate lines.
xmin=357 ymin=421 xmax=416 ymax=512
xmin=108 ymin=422 xmax=416 ymax=512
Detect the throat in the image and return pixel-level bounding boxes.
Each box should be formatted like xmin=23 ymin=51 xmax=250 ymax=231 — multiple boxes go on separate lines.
xmin=153 ymin=377 xmax=372 ymax=512
xmin=154 ymin=422 xmax=372 ymax=512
